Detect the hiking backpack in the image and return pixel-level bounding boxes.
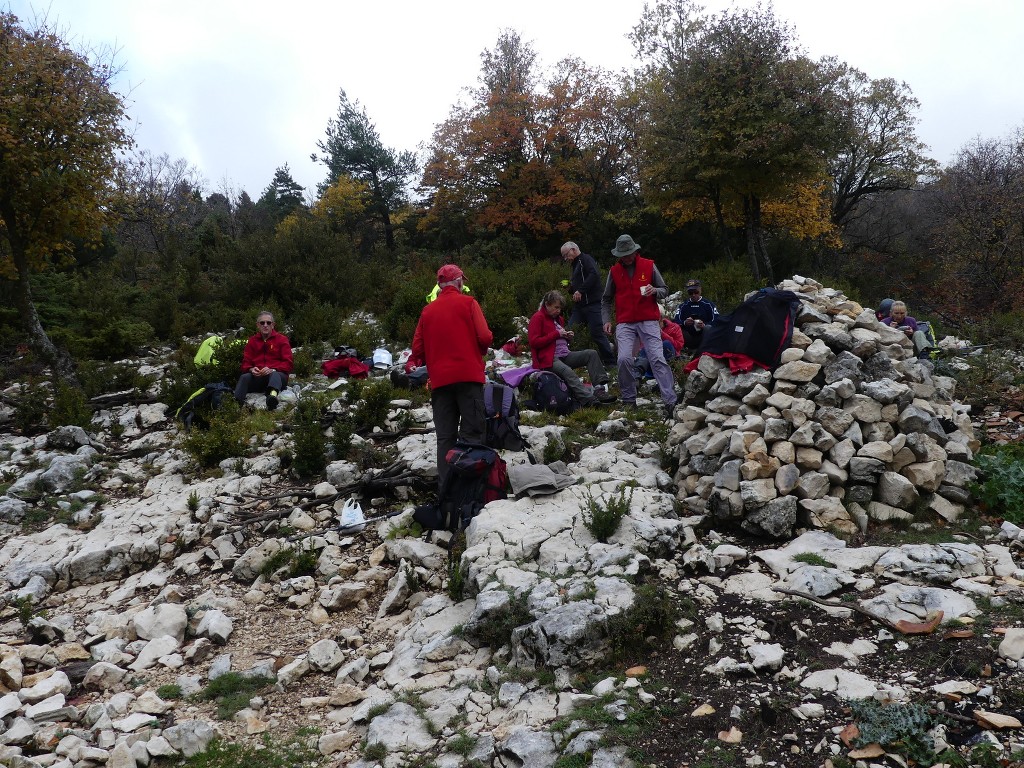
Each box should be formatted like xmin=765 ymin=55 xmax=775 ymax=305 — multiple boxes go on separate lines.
xmin=412 ymin=442 xmax=508 ymax=532
xmin=524 ymin=370 xmax=577 ymax=415
xmin=173 ymin=382 xmax=235 ymax=430
xmin=483 ymin=380 xmax=527 ymax=451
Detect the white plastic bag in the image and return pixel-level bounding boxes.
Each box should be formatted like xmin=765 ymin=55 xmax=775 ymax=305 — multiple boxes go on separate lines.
xmin=339 ymin=498 xmax=365 ymax=531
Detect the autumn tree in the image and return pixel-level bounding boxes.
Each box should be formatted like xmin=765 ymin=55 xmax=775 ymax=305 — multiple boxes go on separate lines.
xmin=0 ymin=13 xmax=131 ymax=380
xmin=420 ymin=31 xmax=634 ymax=249
xmin=632 ymin=1 xmax=842 ymax=282
xmin=314 ymin=89 xmax=416 ymax=249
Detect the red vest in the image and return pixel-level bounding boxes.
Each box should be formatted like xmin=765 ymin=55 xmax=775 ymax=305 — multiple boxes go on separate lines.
xmin=610 ymin=256 xmax=661 ymax=323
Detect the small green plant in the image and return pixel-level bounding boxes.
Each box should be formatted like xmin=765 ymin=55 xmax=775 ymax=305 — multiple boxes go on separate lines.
xmin=156 ymin=683 xmax=182 ymax=699
xmin=848 ymin=699 xmax=937 ymax=766
xmin=362 ymin=741 xmax=388 ymax=761
xmin=291 ymin=345 xmax=317 ymax=379
xmin=792 ymin=552 xmax=836 ymax=568
xmin=187 ymin=490 xmax=201 ymax=512
xmin=13 ymin=595 xmax=38 ymax=627
xmin=447 ymin=552 xmax=466 ymax=602
xmin=583 ymin=484 xmax=634 ymax=543
xmin=972 ymin=443 xmax=1024 ymax=523
xmin=196 ymin=672 xmax=275 ymax=720
xmin=543 ymin=434 xmax=566 ymax=463
xmin=172 ymin=730 xmax=323 ymax=768
xmin=447 ymin=732 xmax=477 ymax=756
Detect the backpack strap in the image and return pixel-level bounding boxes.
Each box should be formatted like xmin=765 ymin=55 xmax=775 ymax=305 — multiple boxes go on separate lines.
xmin=499 ymin=382 xmax=513 ymax=416
xmin=483 ymin=382 xmax=495 ymax=415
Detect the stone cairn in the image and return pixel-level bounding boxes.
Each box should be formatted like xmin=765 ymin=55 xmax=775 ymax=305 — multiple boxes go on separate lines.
xmin=668 ymin=276 xmax=979 ymax=538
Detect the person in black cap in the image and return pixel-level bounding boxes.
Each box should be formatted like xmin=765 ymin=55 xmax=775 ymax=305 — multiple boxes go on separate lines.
xmin=673 ymin=278 xmax=719 ymax=351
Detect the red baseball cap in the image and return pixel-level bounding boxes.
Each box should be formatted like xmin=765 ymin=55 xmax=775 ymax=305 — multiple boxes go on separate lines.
xmin=437 ymin=264 xmax=464 ymax=282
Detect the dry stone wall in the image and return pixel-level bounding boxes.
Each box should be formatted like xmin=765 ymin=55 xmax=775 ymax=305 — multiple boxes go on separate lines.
xmin=669 ymin=276 xmax=979 ymax=538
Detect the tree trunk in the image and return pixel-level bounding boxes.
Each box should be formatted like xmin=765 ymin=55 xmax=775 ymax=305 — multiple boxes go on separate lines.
xmin=11 ymin=247 xmax=79 ymax=387
xmin=743 ymin=195 xmax=761 ymax=281
xmin=711 ymin=188 xmax=734 ymax=261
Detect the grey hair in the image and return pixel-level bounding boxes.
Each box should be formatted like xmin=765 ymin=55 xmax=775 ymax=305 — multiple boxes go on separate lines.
xmin=541 ymin=289 xmax=566 ymax=310
xmin=438 ymin=277 xmax=463 ymax=289
xmin=890 ymin=301 xmax=908 ymax=313
xmin=256 ymin=310 xmax=275 ymax=322
xmin=560 ymin=241 xmax=578 ymax=256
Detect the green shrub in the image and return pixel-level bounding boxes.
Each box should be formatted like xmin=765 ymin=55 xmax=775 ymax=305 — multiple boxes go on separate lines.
xmin=352 ymin=378 xmax=395 ymax=431
xmin=468 ymin=592 xmax=534 ymax=649
xmin=291 ymin=395 xmax=327 ymax=477
xmin=972 ymin=443 xmax=1024 ymax=523
xmin=196 ymin=672 xmax=275 ymax=720
xmin=583 ymin=485 xmax=633 ymax=543
xmin=50 ymin=381 xmax=93 ymax=429
xmin=606 ymin=583 xmax=679 ymax=661
xmin=180 ymin=400 xmax=253 ymax=468
xmin=291 ymin=345 xmax=318 ymax=379
xmin=156 ymin=683 xmax=182 ymax=699
xmin=77 ymin=360 xmax=156 ymax=400
xmin=13 ymin=378 xmax=49 ymax=435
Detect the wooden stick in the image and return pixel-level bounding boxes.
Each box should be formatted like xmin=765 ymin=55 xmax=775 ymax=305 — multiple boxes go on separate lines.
xmin=771 ymin=587 xmax=903 ymax=632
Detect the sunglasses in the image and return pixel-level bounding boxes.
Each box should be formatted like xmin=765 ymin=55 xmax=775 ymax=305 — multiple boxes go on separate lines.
xmin=257 ymin=320 xmax=274 ymax=326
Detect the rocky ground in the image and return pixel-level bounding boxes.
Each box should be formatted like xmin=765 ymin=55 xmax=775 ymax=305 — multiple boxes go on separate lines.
xmin=1 ymin=277 xmax=1024 ymax=768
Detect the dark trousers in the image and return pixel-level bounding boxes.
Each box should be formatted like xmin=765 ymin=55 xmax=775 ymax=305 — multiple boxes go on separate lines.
xmin=682 ymin=326 xmax=704 ymax=351
xmin=234 ymin=371 xmax=288 ymax=403
xmin=569 ymin=301 xmax=615 ymax=366
xmin=431 ymin=381 xmax=485 ymax=489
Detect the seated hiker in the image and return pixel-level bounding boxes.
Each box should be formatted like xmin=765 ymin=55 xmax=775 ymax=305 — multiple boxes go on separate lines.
xmin=882 ymin=301 xmax=933 ymax=358
xmin=528 ymin=290 xmax=614 ymax=406
xmin=234 ymin=311 xmax=293 ymax=410
xmin=674 ymin=278 xmax=719 ymax=350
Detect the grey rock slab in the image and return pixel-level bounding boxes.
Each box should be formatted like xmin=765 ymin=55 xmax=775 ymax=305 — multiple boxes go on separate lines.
xmin=858 ymin=584 xmax=977 ymax=624
xmin=129 ymin=635 xmax=180 ymax=671
xmin=741 ymin=495 xmax=797 ymax=539
xmin=383 ymin=538 xmax=447 ymax=571
xmin=496 ymin=727 xmax=558 ymax=768
xmin=162 ymin=720 xmax=217 ymax=758
xmin=998 ymin=628 xmax=1024 ymax=661
xmin=874 ymin=543 xmax=987 ymax=583
xmin=83 ymin=662 xmax=127 ymax=691
xmin=512 ymin=600 xmax=609 ymax=668
xmin=365 ymin=701 xmax=436 ymax=752
xmin=307 ymin=639 xmax=345 ymax=673
xmin=748 ymin=643 xmax=785 ymax=671
xmin=194 ymin=609 xmax=233 ymax=645
xmin=800 ymin=668 xmax=879 ymax=699
xmin=18 ymin=671 xmax=71 ymax=703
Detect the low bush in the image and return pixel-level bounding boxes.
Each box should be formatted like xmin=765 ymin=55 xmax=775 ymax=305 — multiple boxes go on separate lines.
xmin=583 ymin=484 xmax=634 ymax=543
xmin=50 ymin=381 xmax=93 ymax=429
xmin=179 ymin=399 xmax=263 ymax=468
xmin=196 ymin=672 xmax=276 ymax=720
xmin=972 ymin=443 xmax=1024 ymax=524
xmin=606 ymin=583 xmax=679 ymax=661
xmin=290 ymin=395 xmax=328 ymax=477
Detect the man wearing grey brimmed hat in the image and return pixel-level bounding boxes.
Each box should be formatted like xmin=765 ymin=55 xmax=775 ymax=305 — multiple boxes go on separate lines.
xmin=601 ymin=235 xmax=677 ymax=417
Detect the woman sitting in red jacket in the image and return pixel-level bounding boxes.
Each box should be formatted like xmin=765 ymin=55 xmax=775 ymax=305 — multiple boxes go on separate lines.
xmin=528 ymin=290 xmax=614 ymax=407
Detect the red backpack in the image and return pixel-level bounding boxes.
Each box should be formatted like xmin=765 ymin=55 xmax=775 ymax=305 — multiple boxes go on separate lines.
xmin=412 ymin=442 xmax=508 ymax=531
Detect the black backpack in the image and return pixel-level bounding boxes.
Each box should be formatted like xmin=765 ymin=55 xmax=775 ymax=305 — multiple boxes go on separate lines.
xmin=483 ymin=381 xmax=527 ymax=451
xmin=413 ymin=442 xmax=508 ymax=532
xmin=174 ymin=382 xmax=235 ymax=431
xmin=525 ymin=371 xmax=577 ymax=415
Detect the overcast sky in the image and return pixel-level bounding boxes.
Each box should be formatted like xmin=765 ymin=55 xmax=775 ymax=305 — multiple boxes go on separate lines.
xmin=8 ymin=0 xmax=1024 ymax=200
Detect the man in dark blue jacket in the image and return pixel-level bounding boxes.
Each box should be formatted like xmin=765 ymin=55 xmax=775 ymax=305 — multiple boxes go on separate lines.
xmin=561 ymin=241 xmax=615 ymax=365
xmin=674 ymin=278 xmax=719 ymax=351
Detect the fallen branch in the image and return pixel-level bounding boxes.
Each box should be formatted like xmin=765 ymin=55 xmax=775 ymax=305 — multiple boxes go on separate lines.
xmin=771 ymin=587 xmax=903 ymax=632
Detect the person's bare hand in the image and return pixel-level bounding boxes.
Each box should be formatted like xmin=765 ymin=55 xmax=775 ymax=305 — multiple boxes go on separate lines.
xmin=572 ymin=290 xmax=582 ymax=302
xmin=603 ymin=322 xmax=612 ymax=335
xmin=684 ymin=317 xmax=695 ymax=327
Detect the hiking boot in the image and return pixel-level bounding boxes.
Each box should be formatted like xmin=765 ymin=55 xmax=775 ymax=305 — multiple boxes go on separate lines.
xmin=266 ymin=389 xmax=279 ymax=411
xmin=593 ymin=384 xmax=617 ymax=402
xmin=664 ymin=402 xmax=677 ymax=420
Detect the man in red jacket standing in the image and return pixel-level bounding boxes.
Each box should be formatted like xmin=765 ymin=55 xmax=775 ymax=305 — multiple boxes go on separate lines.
xmin=410 ymin=265 xmax=494 ymax=487
xmin=235 ymin=311 xmax=293 ymax=410
xmin=602 ymin=235 xmax=677 ymax=417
